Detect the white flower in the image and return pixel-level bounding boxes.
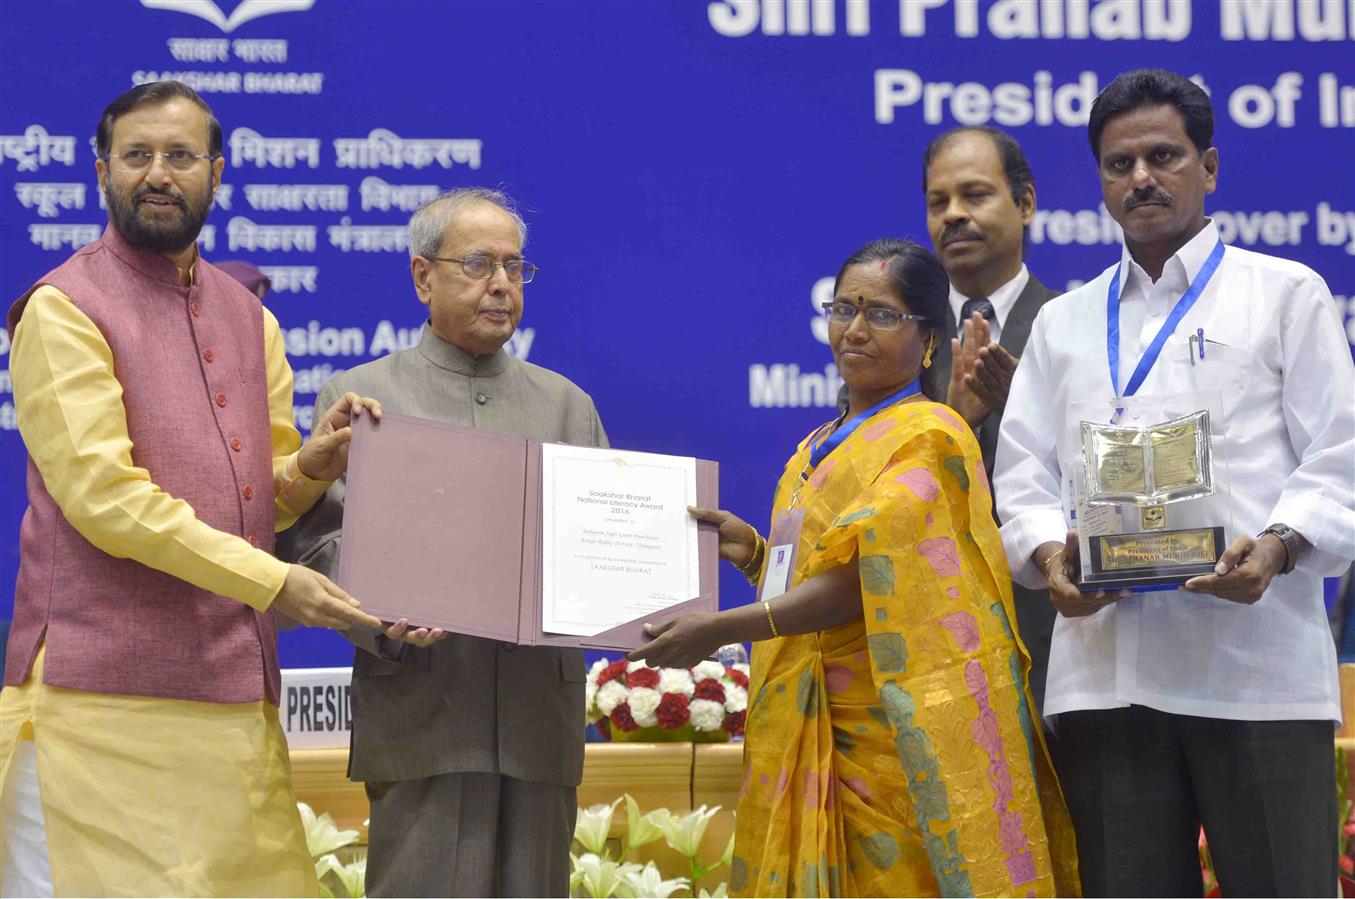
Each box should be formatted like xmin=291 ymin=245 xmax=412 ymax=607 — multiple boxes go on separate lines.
xmin=571 ymin=852 xmax=643 ymax=899
xmin=574 ymin=798 xmax=621 ymax=856
xmin=627 ymin=660 xmax=656 ymax=674
xmin=699 ymin=885 xmax=730 ymax=898
xmin=689 ymin=698 xmax=725 ymax=732
xmin=734 ymin=663 xmax=750 ymax=678
xmin=658 ymin=668 xmax=695 ymax=697
xmin=692 ymin=660 xmax=727 ymax=683
xmin=589 ymin=658 xmax=609 ymax=681
xmin=315 ymin=850 xmax=367 ymax=899
xmin=628 ymin=687 xmax=662 ymax=728
xmin=618 ymin=861 xmax=689 ymax=898
xmin=297 ymin=802 xmax=360 ymax=857
xmin=723 ymin=684 xmax=747 ymax=714
xmin=655 ymin=804 xmax=721 ymax=858
xmin=585 ymin=680 xmax=599 ymax=720
xmin=624 ymin=794 xmax=668 ymax=853
xmin=596 ymin=680 xmax=628 ymax=716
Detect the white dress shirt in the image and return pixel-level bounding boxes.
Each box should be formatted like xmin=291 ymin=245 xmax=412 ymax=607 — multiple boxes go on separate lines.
xmin=994 ymin=220 xmax=1354 ymax=723
xmin=948 ymin=264 xmax=1029 ymax=343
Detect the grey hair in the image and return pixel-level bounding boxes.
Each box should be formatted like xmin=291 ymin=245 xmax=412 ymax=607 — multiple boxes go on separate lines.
xmin=407 ymin=187 xmax=527 ymax=260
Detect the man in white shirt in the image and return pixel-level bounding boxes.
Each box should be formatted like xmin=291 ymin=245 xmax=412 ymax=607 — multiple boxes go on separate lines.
xmin=922 ymin=126 xmax=1062 ymax=713
xmin=995 ymin=68 xmax=1352 ymax=897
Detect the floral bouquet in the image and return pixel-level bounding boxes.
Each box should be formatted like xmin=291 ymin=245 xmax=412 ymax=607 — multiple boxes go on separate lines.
xmin=586 ymin=658 xmax=749 ymax=742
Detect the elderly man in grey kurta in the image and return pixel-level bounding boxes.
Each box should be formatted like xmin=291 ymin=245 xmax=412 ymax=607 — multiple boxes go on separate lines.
xmin=291 ymin=188 xmax=606 ymax=898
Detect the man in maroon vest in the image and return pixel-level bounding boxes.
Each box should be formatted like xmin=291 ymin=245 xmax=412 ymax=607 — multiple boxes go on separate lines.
xmin=0 ymin=81 xmax=387 ymax=896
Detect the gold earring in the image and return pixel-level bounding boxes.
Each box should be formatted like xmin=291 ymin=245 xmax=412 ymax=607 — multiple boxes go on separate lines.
xmin=923 ymin=336 xmax=935 ymax=369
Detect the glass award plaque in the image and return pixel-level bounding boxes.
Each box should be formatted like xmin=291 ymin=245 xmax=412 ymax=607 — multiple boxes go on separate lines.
xmin=1064 ymin=394 xmax=1232 ymax=591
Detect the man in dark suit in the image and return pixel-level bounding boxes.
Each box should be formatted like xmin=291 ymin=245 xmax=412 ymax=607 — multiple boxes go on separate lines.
xmin=923 ymin=126 xmax=1060 ymax=713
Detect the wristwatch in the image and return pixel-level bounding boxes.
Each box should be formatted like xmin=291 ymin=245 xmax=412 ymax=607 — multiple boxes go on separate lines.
xmin=1258 ymin=523 xmax=1300 ymax=575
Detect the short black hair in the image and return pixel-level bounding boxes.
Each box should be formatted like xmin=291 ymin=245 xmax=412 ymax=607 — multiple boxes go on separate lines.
xmin=1088 ymin=68 xmax=1213 ymax=161
xmin=96 ymin=81 xmax=222 ymax=159
xmin=922 ymin=126 xmax=1034 ymax=207
xmin=833 ymin=238 xmax=950 ymax=402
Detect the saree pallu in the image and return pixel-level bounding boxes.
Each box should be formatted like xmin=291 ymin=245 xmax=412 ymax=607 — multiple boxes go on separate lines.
xmin=730 ymin=400 xmax=1078 ymax=897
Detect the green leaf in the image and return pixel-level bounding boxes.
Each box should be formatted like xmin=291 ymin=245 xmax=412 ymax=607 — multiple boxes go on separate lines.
xmin=912 ymin=778 xmax=952 ymax=822
xmin=729 ymin=857 xmax=748 ymax=892
xmin=878 ymin=681 xmax=916 ymax=728
xmin=894 ymin=729 xmax=931 ymax=779
xmin=858 ymin=832 xmax=901 ymax=870
xmin=989 ymin=601 xmax=1015 ymax=640
xmin=867 ymin=632 xmax=908 ymax=673
xmin=832 ymin=726 xmax=856 ymax=753
xmin=802 ymin=862 xmax=820 ymax=898
xmin=942 ymin=455 xmax=970 ymax=492
xmin=858 ymin=555 xmax=895 ymax=596
xmin=796 ymin=668 xmax=819 ymax=717
xmin=835 ymin=507 xmax=875 ymax=527
xmin=866 ymin=705 xmax=890 ymax=728
xmin=864 ymin=528 xmax=877 ymax=542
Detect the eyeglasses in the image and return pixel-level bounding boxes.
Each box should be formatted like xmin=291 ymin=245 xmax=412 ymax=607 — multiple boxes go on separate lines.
xmin=821 ymin=301 xmax=927 ymax=331
xmin=427 ymin=253 xmax=538 ymax=284
xmin=103 ymin=150 xmax=218 ymax=172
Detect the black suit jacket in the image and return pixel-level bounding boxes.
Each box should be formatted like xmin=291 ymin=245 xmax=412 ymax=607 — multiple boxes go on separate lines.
xmin=933 ymin=273 xmax=1059 ymax=487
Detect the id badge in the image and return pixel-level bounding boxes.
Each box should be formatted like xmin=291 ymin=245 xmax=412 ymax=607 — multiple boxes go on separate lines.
xmin=758 ymin=509 xmax=804 ymax=603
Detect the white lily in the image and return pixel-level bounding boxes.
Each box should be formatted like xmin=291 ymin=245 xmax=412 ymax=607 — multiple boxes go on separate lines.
xmin=656 ymin=804 xmax=721 ymax=858
xmin=617 ymin=861 xmax=689 ymax=898
xmin=624 ymin=794 xmax=667 ymax=854
xmin=574 ymin=798 xmax=621 ymax=856
xmin=334 ymin=850 xmax=366 ymax=898
xmin=698 ymin=885 xmax=730 ymax=898
xmin=297 ymin=802 xmax=360 ymax=858
xmin=571 ymin=852 xmax=642 ymax=898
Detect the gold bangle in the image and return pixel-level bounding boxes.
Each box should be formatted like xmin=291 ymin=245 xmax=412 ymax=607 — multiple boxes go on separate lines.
xmin=740 ymin=534 xmax=766 ymax=586
xmin=762 ymin=600 xmax=780 ymax=638
xmin=1042 ymin=549 xmax=1066 ymax=579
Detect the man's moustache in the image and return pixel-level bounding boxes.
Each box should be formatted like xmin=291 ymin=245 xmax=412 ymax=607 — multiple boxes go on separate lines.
xmin=1124 ymin=191 xmax=1172 ymax=211
xmin=941 ymin=227 xmax=981 ymax=243
xmin=133 ymin=188 xmax=186 ymax=208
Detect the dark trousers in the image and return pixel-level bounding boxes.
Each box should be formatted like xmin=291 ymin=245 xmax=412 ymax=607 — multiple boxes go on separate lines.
xmin=1052 ymin=705 xmax=1336 ymax=898
xmin=364 ymin=772 xmax=577 ymax=897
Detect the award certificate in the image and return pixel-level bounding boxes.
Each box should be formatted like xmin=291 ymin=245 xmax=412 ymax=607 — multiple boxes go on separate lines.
xmin=541 ymin=444 xmax=701 ymax=637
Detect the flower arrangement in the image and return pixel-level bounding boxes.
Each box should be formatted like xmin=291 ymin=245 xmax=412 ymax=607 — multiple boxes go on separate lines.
xmin=571 ymin=794 xmax=732 ymax=898
xmin=586 ymin=658 xmax=749 ymax=742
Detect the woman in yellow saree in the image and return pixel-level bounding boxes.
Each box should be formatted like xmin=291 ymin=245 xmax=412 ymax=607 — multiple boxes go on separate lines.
xmin=631 ymin=239 xmax=1078 ymax=897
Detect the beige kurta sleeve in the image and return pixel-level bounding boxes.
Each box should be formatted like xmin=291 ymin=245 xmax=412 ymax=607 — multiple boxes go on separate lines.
xmin=11 ymin=286 xmax=289 ymax=611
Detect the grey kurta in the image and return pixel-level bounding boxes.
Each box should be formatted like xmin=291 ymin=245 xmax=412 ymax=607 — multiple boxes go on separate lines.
xmin=290 ymin=323 xmax=607 ymax=789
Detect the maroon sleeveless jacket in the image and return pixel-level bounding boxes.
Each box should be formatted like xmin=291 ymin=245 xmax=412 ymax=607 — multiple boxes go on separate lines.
xmin=5 ymin=226 xmax=282 ymax=704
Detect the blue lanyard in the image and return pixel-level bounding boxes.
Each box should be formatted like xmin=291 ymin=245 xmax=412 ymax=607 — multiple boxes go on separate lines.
xmin=1107 ymin=238 xmax=1225 ymax=398
xmin=805 ymin=380 xmax=921 ymax=476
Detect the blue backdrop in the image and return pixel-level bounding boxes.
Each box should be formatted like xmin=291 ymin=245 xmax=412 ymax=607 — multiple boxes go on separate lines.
xmin=1 ymin=0 xmax=1352 ymax=669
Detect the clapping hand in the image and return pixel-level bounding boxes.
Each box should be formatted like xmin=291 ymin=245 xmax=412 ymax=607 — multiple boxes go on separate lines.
xmin=945 ymin=312 xmax=993 ymax=427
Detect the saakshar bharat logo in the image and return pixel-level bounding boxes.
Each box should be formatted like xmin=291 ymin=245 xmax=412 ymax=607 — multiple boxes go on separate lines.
xmin=141 ymin=0 xmax=316 ymax=33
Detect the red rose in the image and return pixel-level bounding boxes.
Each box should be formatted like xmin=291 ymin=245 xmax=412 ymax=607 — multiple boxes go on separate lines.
xmin=597 ymin=659 xmax=629 ymax=686
xmin=694 ymin=678 xmax=726 ymax=703
xmin=611 ymin=702 xmax=639 ymax=732
xmin=1343 ymin=855 xmax=1355 ymax=876
xmin=726 ymin=667 xmax=749 ymax=688
xmin=656 ymin=693 xmax=691 ymax=729
xmin=627 ymin=667 xmax=660 ymax=689
xmin=724 ymin=710 xmax=745 ymax=737
xmin=596 ymin=717 xmax=612 ymax=741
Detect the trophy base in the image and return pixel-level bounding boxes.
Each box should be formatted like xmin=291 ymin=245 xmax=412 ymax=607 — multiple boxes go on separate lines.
xmin=1081 ymin=526 xmax=1225 ymax=592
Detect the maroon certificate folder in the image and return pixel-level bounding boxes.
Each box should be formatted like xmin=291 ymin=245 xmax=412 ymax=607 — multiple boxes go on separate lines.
xmin=337 ymin=412 xmax=719 ymax=651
